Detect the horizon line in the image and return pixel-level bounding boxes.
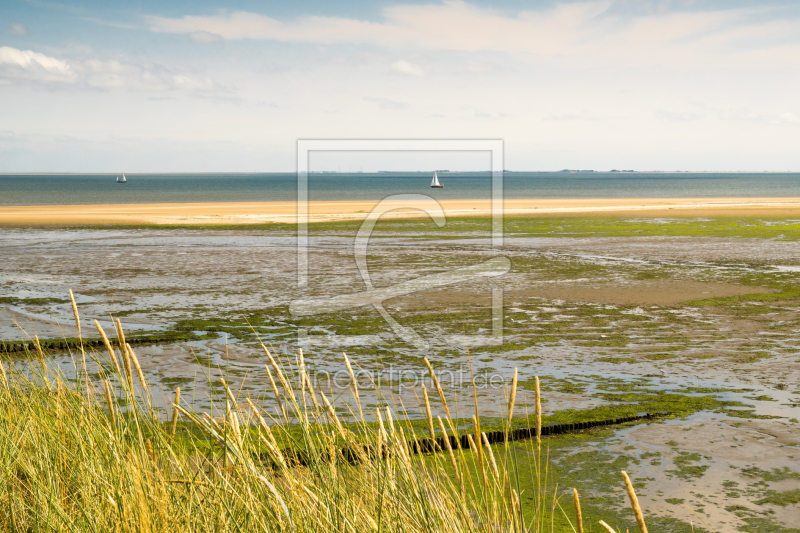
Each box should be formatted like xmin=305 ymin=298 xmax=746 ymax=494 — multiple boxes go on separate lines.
xmin=2 ymin=170 xmax=800 ymax=176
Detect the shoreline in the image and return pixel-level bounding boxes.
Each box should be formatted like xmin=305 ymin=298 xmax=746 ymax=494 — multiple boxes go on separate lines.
xmin=3 ymin=197 xmax=800 ymax=225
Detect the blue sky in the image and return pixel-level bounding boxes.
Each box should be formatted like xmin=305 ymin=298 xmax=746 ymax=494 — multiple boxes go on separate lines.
xmin=2 ymin=0 xmax=800 ymax=172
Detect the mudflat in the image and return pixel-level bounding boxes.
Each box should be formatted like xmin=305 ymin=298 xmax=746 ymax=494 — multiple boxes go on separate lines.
xmin=2 ymin=220 xmax=800 ymax=531
xmin=4 ymin=197 xmax=800 ymax=225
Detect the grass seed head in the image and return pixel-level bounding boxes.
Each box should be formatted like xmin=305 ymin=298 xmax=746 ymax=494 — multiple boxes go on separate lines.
xmin=598 ymin=520 xmax=617 ymax=533
xmin=507 ymin=367 xmax=518 ymax=423
xmin=481 ymin=432 xmax=500 ymax=483
xmin=424 ymin=357 xmax=451 ymax=419
xmin=437 ymin=416 xmax=460 ymax=481
xmin=422 ymin=387 xmax=436 ymax=443
xmin=69 ymin=290 xmax=81 ymax=339
xmin=102 ymin=379 xmax=116 ymax=426
xmin=126 ymin=343 xmax=148 ymax=392
xmin=574 ymin=488 xmax=584 ymax=533
xmin=622 ymin=470 xmax=649 ymax=533
xmin=170 ymin=387 xmax=181 ymax=437
xmin=94 ymin=320 xmax=121 ymax=376
xmin=264 ymin=364 xmax=287 ymax=421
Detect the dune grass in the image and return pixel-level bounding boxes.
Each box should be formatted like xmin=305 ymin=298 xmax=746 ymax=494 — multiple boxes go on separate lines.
xmin=0 ymin=303 xmax=666 ymax=532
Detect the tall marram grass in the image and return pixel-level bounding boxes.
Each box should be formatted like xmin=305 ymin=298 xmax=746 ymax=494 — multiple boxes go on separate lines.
xmin=0 ymin=313 xmax=654 ymax=532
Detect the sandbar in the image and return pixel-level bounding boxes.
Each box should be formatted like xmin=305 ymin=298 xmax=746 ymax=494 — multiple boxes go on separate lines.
xmin=3 ymin=197 xmax=800 ymax=225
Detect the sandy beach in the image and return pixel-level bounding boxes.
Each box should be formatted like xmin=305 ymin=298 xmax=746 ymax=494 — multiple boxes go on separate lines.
xmin=3 ymin=197 xmax=800 ymax=225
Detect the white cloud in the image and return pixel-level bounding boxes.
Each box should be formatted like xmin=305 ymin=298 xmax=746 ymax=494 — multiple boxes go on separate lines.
xmin=777 ymin=113 xmax=800 ymax=124
xmin=544 ymin=113 xmax=587 ymax=121
xmin=0 ymin=46 xmax=74 ymax=83
xmin=5 ymin=22 xmax=30 ymax=36
xmin=190 ymin=31 xmax=224 ymax=44
xmin=363 ymin=95 xmax=408 ymax=109
xmin=0 ymin=46 xmax=219 ymax=92
xmin=655 ymin=110 xmax=703 ymax=122
xmin=146 ymin=1 xmax=800 ymax=69
xmin=78 ymin=59 xmax=218 ymax=91
xmin=85 ymin=59 xmax=216 ymax=91
xmin=391 ymin=59 xmax=424 ymax=76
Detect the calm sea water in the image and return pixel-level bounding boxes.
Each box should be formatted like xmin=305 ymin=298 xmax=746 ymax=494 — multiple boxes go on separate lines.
xmin=2 ymin=172 xmax=800 ymax=206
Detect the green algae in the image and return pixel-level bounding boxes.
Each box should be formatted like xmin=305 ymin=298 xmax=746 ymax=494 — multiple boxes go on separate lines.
xmin=742 ymin=467 xmax=800 ymax=482
xmin=755 ymin=489 xmax=800 ymax=507
xmin=39 ymin=214 xmax=800 ymax=242
xmin=0 ymin=296 xmax=69 ymax=306
xmin=667 ymin=452 xmax=711 ymax=481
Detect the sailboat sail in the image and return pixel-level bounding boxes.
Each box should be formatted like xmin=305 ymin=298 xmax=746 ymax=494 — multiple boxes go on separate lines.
xmin=430 ymin=171 xmax=443 ymax=188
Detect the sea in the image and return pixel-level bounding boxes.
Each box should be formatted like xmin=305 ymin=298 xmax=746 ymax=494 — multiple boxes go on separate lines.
xmin=2 ymin=172 xmax=800 ymax=206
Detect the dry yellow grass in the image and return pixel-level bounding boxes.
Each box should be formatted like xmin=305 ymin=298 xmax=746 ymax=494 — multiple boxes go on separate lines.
xmin=573 ymin=488 xmax=584 ymax=533
xmin=623 ymin=470 xmax=649 ymax=533
xmin=0 ymin=300 xmax=672 ymax=532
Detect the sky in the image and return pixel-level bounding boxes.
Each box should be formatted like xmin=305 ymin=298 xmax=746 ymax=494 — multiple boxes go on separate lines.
xmin=1 ymin=0 xmax=800 ymax=172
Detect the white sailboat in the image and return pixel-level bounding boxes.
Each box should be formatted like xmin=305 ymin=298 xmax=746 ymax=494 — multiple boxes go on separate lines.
xmin=430 ymin=171 xmax=443 ymax=188
xmin=116 ymin=173 xmax=127 ymax=184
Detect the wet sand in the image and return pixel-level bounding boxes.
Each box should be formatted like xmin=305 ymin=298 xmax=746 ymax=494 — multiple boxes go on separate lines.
xmin=610 ymin=413 xmax=800 ymax=531
xmin=4 ymin=197 xmax=800 ymax=225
